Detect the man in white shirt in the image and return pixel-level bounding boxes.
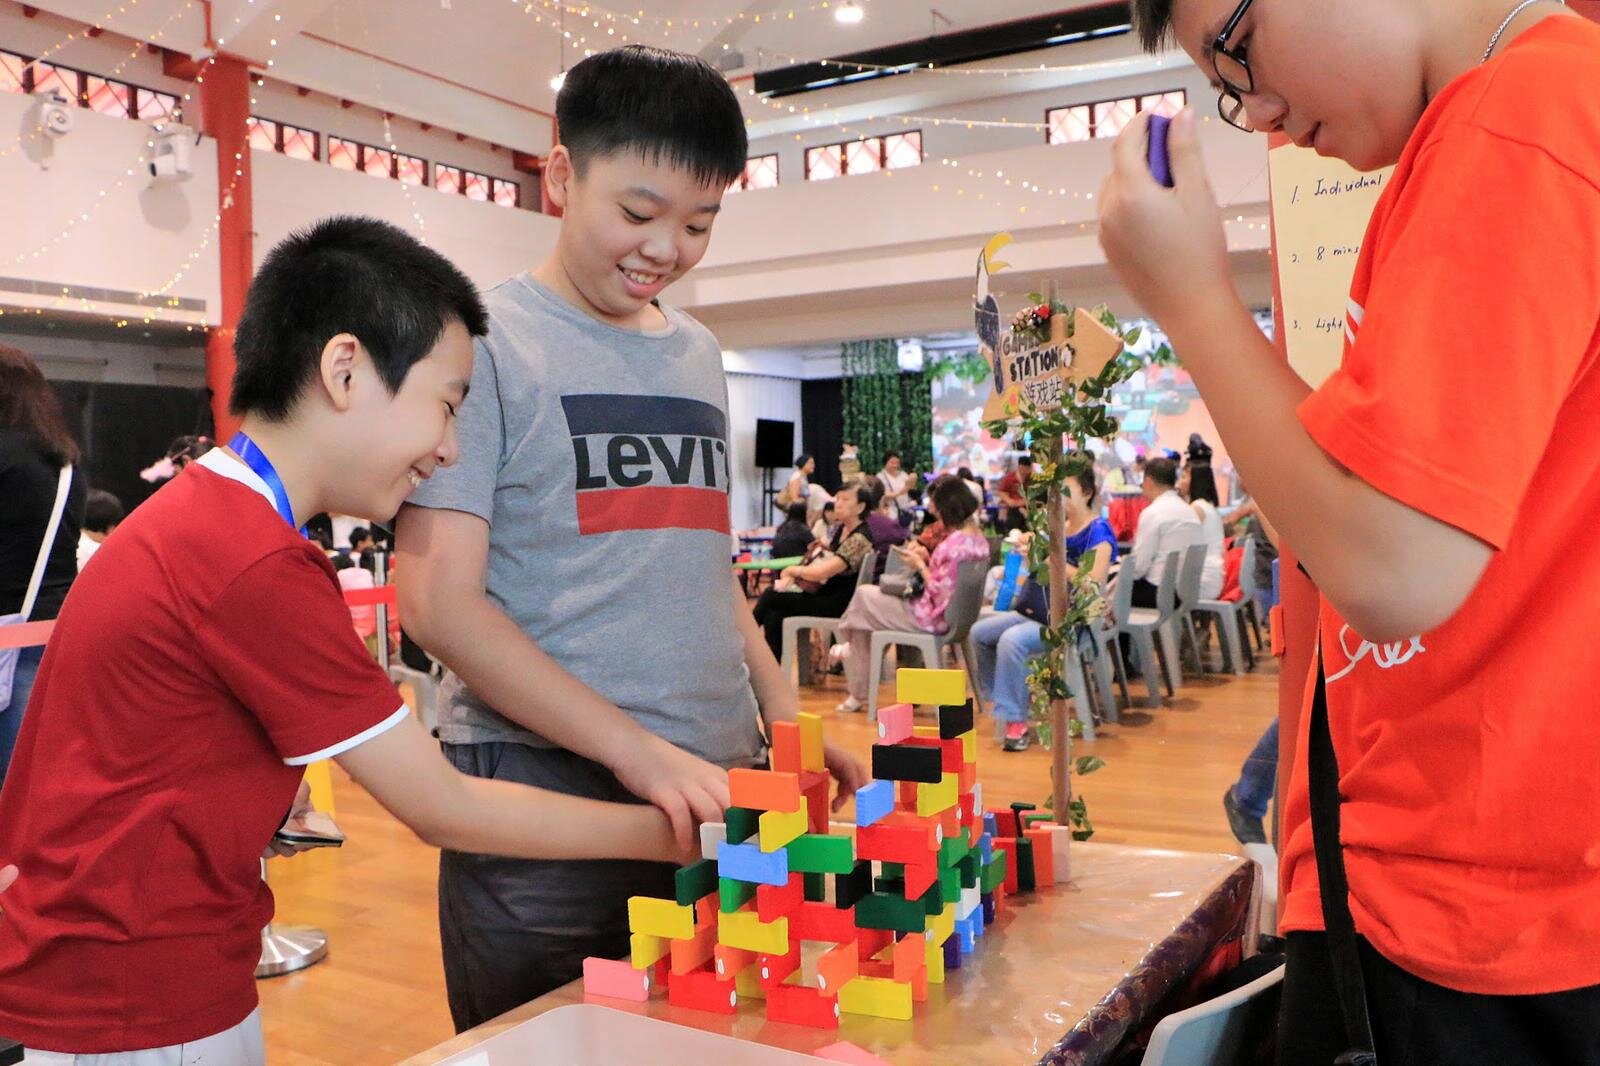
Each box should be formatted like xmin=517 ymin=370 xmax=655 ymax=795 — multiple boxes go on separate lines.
xmin=877 ymin=451 xmax=911 ymax=519
xmin=76 ymin=489 xmax=124 ymax=572
xmin=1128 ymin=456 xmax=1204 ymax=608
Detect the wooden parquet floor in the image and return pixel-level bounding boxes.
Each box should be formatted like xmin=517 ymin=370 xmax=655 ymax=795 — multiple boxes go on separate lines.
xmin=258 ymin=660 xmax=1278 ymax=1064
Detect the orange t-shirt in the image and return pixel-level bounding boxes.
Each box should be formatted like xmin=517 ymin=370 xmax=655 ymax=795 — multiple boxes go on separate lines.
xmin=1284 ymin=14 xmax=1600 ymax=996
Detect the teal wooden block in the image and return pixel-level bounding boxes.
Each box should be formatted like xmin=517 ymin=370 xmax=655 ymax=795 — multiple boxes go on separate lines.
xmin=856 ymin=891 xmax=927 ymax=934
xmin=675 ymin=859 xmax=718 ymax=907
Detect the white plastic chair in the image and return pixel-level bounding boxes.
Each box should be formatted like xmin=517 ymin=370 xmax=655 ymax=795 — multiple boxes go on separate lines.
xmin=866 ymin=558 xmax=989 ymax=721
xmin=1170 ymin=542 xmax=1210 ymax=679
xmin=1112 ymin=551 xmax=1179 ymax=706
xmin=779 ymin=556 xmax=875 ymax=686
xmin=1139 ymin=962 xmax=1285 ymax=1066
xmin=1194 ymin=538 xmax=1258 ymax=674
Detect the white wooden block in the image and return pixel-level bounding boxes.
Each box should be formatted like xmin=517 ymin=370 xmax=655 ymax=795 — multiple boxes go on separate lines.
xmin=700 ymin=821 xmax=727 ymax=861
xmin=1049 ymin=826 xmax=1073 ymax=883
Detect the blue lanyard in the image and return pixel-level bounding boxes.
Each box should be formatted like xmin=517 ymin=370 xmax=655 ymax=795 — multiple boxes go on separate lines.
xmin=228 ymin=432 xmax=304 ymax=535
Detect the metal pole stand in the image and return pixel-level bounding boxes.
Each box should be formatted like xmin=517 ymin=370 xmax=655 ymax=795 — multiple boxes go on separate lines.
xmin=256 ymin=923 xmax=329 ymax=978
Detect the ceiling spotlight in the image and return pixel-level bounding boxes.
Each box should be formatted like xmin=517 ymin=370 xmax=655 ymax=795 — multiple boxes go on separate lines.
xmin=834 ymin=1 xmax=864 ymax=25
xmin=549 ymin=70 xmax=567 ymax=92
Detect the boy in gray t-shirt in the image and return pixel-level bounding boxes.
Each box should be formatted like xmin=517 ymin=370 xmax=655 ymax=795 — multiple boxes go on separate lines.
xmin=395 ymin=46 xmax=866 ymax=1031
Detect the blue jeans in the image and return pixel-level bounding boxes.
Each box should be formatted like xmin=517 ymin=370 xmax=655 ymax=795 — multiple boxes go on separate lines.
xmin=970 ymin=612 xmax=1045 ymax=725
xmin=1233 ymin=718 xmax=1278 ymax=819
xmin=0 ymin=644 xmax=44 ymax=791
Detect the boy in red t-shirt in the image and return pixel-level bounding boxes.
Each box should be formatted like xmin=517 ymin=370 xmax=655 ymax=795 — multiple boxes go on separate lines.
xmin=1097 ymin=1 xmax=1600 ymax=1063
xmin=0 ymin=217 xmax=694 ymax=1060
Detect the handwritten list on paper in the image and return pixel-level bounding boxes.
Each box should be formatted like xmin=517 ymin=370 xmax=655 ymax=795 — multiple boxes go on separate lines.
xmin=1269 ymin=147 xmax=1393 ymax=388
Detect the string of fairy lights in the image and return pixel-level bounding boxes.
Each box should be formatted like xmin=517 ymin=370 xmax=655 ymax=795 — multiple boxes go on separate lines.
xmin=1 ymin=0 xmax=1273 ymax=332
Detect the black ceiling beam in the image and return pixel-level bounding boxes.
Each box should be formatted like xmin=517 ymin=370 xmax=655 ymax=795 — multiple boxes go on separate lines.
xmin=754 ymin=3 xmax=1132 ymax=98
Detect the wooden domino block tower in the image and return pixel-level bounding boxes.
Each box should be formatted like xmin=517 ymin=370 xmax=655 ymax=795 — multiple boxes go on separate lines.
xmin=582 ymin=667 xmax=1073 ymax=1028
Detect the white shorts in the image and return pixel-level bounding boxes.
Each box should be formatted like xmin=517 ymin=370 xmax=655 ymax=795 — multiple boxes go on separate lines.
xmin=23 ymin=1008 xmax=264 ymax=1066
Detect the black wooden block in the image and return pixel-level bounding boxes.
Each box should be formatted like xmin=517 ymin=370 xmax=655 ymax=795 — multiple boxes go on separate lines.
xmin=938 ymin=700 xmax=974 ymax=739
xmin=871 ymin=743 xmax=943 ymax=783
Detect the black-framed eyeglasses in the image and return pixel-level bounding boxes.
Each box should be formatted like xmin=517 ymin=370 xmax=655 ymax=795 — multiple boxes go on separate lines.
xmin=1212 ymin=0 xmax=1257 ymax=132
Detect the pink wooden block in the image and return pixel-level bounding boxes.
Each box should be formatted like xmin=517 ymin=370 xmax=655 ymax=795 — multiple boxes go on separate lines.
xmin=876 ymin=703 xmax=915 ymax=744
xmin=815 ymin=1041 xmax=892 ymax=1065
xmin=583 ymin=956 xmax=651 ymax=1002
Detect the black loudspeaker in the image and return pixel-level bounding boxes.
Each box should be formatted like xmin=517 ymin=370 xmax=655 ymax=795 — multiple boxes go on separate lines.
xmin=754 ymin=419 xmax=794 ymax=469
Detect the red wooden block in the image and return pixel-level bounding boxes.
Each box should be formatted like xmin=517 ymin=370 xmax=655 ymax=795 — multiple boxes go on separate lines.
xmin=894 ymin=932 xmax=926 ymax=983
xmin=857 ymin=823 xmax=938 ymax=865
xmin=880 ymin=809 xmax=937 ymax=832
xmin=695 ymin=895 xmax=718 ymax=927
xmin=771 ymin=721 xmax=802 ymax=775
xmin=816 ymin=940 xmax=859 ymax=995
xmin=959 ymin=792 xmax=978 ymax=823
xmin=758 ymin=873 xmax=805 ymax=924
xmin=714 ymin=944 xmax=755 ymax=980
xmin=938 ymin=807 xmax=961 ymax=842
xmin=988 ymin=807 xmax=1019 ymax=838
xmin=959 ymin=761 xmax=978 ymax=793
xmin=1024 ymin=828 xmax=1055 ymax=888
xmin=968 ymin=820 xmax=982 ymax=849
xmin=729 ymin=768 xmax=802 ymax=813
xmin=993 ymin=838 xmax=1020 ymax=894
xmin=759 ymin=944 xmax=801 ymax=989
xmin=670 ymin=919 xmax=717 ymax=975
xmin=792 ymin=900 xmax=858 ymax=943
xmin=911 ymin=961 xmax=929 ymax=1003
xmin=800 ymin=769 xmax=831 ymax=834
xmin=856 ymin=927 xmax=894 ymax=962
xmin=667 ymin=968 xmax=738 ymax=1014
xmin=766 ymin=983 xmax=841 ymax=1029
xmin=905 ymin=861 xmax=938 ymax=901
xmin=898 ymin=780 xmax=918 ymax=809
xmin=859 ymin=959 xmax=895 ymax=979
xmin=941 ymin=739 xmax=964 ymax=774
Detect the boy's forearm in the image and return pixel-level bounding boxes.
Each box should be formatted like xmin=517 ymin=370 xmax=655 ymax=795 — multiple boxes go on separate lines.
xmin=440 ymin=775 xmax=682 ymax=862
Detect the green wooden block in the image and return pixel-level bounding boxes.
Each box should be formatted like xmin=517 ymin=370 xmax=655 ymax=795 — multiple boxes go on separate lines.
xmin=856 ymin=891 xmax=928 ymax=934
xmin=981 ymin=852 xmax=1008 ymax=894
xmin=875 ymin=876 xmax=905 ymax=896
xmin=1020 ymin=812 xmax=1053 ymax=832
xmin=1016 ymin=838 xmax=1036 ymax=893
xmin=958 ymin=852 xmax=980 ymax=890
xmin=720 ymin=875 xmax=758 ymax=913
xmin=920 ymin=881 xmax=945 ymax=916
xmin=675 ymin=858 xmax=718 ymax=907
xmin=803 ymin=871 xmax=829 ymax=902
xmin=938 ymin=835 xmax=970 ymax=870
xmin=787 ymin=833 xmax=856 ymax=875
xmin=880 ymin=861 xmax=905 ymax=879
xmin=725 ymin=807 xmax=761 ymax=845
xmin=940 ymin=867 xmax=961 ymax=903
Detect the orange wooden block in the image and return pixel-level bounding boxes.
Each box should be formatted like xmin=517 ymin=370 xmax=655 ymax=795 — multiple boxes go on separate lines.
xmin=1270 ymin=605 xmax=1286 ymax=656
xmin=729 ymin=768 xmax=802 ymax=813
xmin=771 ymin=721 xmax=802 ymax=775
xmin=959 ymin=761 xmax=978 ymax=793
xmin=898 ymin=780 xmax=919 ymax=808
xmin=1024 ymin=828 xmax=1055 ymax=888
xmin=910 ymin=961 xmax=929 ymax=1003
xmin=759 ymin=944 xmax=802 ymax=990
xmin=714 ymin=944 xmax=756 ymax=979
xmin=938 ymin=807 xmax=961 ymax=841
xmin=816 ymin=940 xmax=860 ymax=995
xmin=671 ymin=920 xmax=717 ymax=975
xmin=695 ymin=895 xmax=718 ymax=927
xmin=893 ymin=933 xmax=926 ymax=983
xmin=905 ymin=862 xmax=938 ymax=900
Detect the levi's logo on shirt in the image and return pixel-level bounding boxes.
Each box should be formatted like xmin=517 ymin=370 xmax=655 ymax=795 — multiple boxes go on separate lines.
xmin=562 ymin=393 xmax=731 ymax=536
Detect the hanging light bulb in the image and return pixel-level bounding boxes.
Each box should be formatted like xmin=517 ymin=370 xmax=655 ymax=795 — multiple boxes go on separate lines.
xmin=834 ymin=1 xmax=864 ymax=25
xmin=549 ymin=69 xmax=566 ymax=91
xmin=549 ymin=6 xmax=567 ymax=93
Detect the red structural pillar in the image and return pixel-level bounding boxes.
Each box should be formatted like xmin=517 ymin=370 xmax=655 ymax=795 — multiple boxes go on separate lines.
xmin=199 ymin=55 xmax=253 ymax=441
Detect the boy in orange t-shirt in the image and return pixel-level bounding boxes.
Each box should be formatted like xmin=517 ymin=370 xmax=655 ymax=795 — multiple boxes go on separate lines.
xmin=1098 ymin=1 xmax=1600 ymax=1062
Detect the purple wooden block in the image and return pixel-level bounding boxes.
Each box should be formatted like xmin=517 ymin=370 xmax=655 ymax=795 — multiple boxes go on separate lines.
xmin=1147 ymin=114 xmax=1174 ymax=188
xmin=943 ymin=934 xmax=963 ymax=970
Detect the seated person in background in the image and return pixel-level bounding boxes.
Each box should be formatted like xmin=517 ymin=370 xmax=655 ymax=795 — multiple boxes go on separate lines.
xmin=347 ymin=525 xmax=375 ymax=558
xmin=877 ymin=450 xmax=912 ymax=519
xmin=811 ymin=500 xmax=836 ymax=544
xmin=1126 ymin=456 xmax=1202 ymax=608
xmin=76 ymin=489 xmax=124 ymax=571
xmin=834 ymin=476 xmax=991 ymax=713
xmin=1178 ymin=463 xmax=1225 ymax=600
xmin=996 ymin=456 xmax=1033 ymax=532
xmin=957 ymin=466 xmax=986 ymax=509
xmin=972 ymin=463 xmax=1116 ymax=751
xmin=751 ymin=481 xmax=876 ymax=660
xmin=769 ymin=502 xmax=814 ymax=560
xmin=858 ymin=475 xmax=909 ymax=581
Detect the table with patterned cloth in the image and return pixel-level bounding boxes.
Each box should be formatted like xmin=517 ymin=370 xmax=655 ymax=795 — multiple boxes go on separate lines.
xmin=403 ymin=843 xmax=1260 ymax=1066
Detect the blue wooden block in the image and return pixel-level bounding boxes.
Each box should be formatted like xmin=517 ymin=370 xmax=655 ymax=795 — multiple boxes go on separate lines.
xmin=981 ymin=892 xmax=996 ymax=925
xmin=854 ymin=779 xmax=895 ymax=827
xmin=717 ymin=841 xmax=789 ymax=887
xmin=978 ymin=832 xmax=993 ymax=866
xmin=983 ymin=812 xmax=999 ymax=837
xmin=943 ymin=935 xmax=963 ymax=970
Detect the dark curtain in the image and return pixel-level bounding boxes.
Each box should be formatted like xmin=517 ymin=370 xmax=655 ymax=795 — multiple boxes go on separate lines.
xmin=800 ymin=377 xmax=844 ymax=494
xmin=50 ymin=381 xmax=213 ymax=513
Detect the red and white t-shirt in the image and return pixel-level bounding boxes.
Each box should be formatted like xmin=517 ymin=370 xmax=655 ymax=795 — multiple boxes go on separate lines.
xmin=0 ymin=449 xmax=408 ymax=1052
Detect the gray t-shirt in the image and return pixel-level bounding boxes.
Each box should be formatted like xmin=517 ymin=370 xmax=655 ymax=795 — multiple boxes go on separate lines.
xmin=406 ymin=273 xmax=764 ymax=769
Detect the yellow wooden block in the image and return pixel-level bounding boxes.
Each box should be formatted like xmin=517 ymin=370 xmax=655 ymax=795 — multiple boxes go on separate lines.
xmin=912 ymin=725 xmax=940 ymax=739
xmin=718 ymin=910 xmax=790 ymax=955
xmin=895 ymin=668 xmax=966 ymax=706
xmin=929 ymin=903 xmax=956 ymax=945
xmin=916 ymin=772 xmax=959 ymax=817
xmin=759 ymin=804 xmax=808 ymax=852
xmin=630 ymin=932 xmax=667 ymax=969
xmin=797 ymin=711 xmax=825 ymax=772
xmin=924 ymin=938 xmax=946 ymax=984
xmin=629 ymin=896 xmax=695 ymax=940
xmin=734 ymin=965 xmax=767 ymax=1000
xmin=959 ymin=729 xmax=976 ymax=763
xmin=838 ymin=975 xmax=914 ymax=1021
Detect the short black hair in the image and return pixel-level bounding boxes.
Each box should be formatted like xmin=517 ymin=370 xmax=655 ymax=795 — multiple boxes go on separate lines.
xmin=795 ymin=453 xmax=813 ymax=468
xmin=846 ymin=476 xmax=883 ymax=514
xmin=349 ymin=526 xmax=373 ymax=548
xmin=882 ymin=450 xmax=900 ymax=462
xmin=929 ymin=475 xmax=978 ymax=527
xmin=1131 ymin=0 xmax=1175 ymax=52
xmin=822 ymin=501 xmax=836 ymax=514
xmin=231 ymin=216 xmax=488 ymax=422
xmin=784 ymin=502 xmax=808 ymax=523
xmin=557 ymin=45 xmax=747 ymax=188
xmin=1145 ymin=456 xmax=1179 ymax=488
xmin=1017 ymin=455 xmax=1034 ymax=467
xmin=83 ymin=489 xmax=124 ymax=533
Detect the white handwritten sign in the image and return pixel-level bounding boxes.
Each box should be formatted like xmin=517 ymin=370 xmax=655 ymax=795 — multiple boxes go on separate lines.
xmin=1269 ymin=147 xmax=1392 ymax=388
xmin=980 ymin=310 xmax=1123 ymax=421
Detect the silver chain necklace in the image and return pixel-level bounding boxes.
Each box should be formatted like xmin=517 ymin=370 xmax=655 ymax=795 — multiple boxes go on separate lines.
xmin=1483 ymin=0 xmax=1556 ymax=63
